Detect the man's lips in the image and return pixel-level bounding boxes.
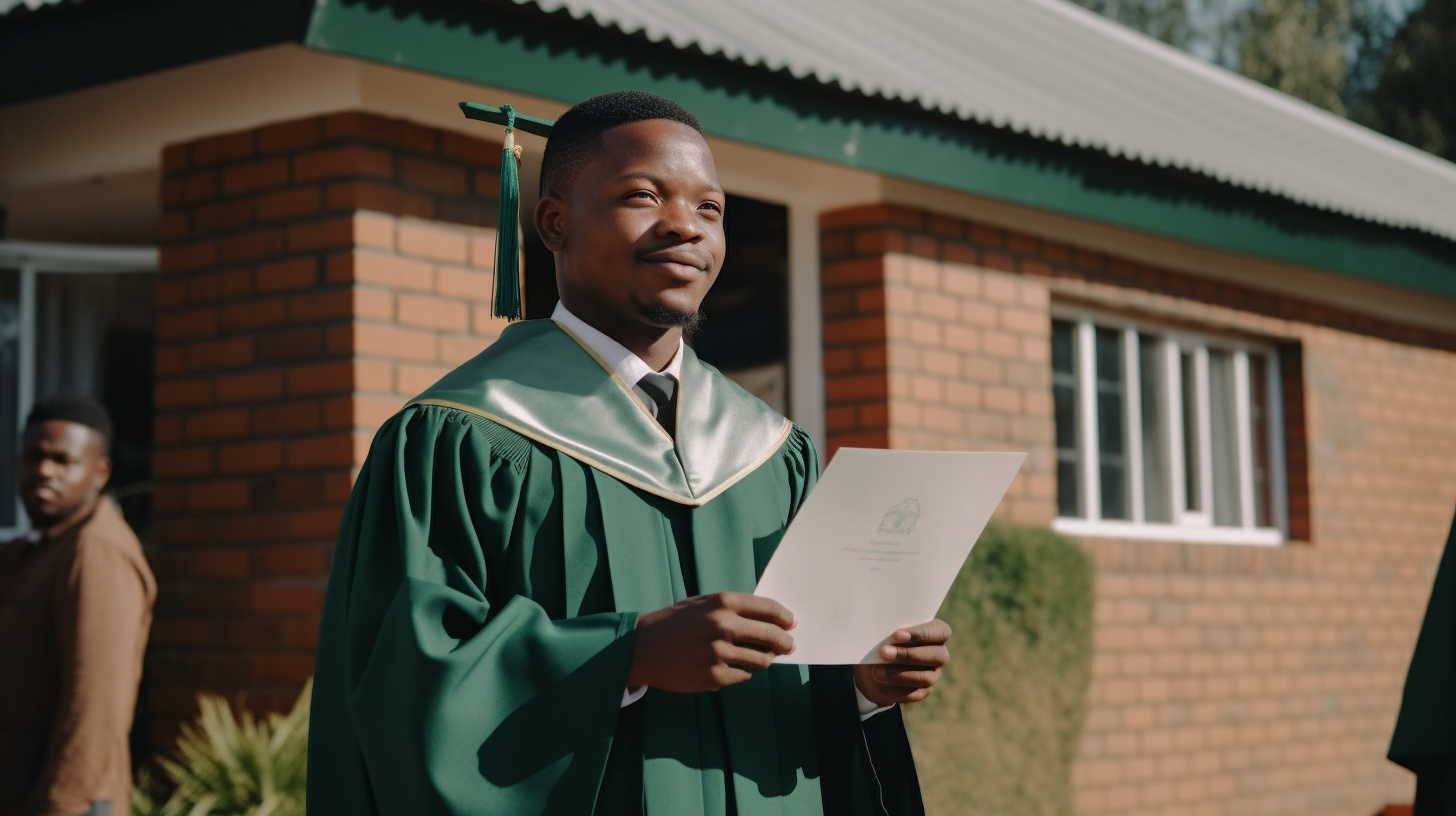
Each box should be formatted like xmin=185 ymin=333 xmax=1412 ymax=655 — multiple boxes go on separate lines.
xmin=637 ymin=250 xmax=710 ymax=279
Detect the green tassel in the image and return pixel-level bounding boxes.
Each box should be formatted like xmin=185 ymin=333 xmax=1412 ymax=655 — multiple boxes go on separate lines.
xmin=459 ymin=102 xmax=555 ymax=321
xmin=493 ymin=106 xmax=522 ymax=321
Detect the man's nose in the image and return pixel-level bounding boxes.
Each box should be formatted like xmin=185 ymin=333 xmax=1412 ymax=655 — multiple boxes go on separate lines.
xmin=656 ymin=199 xmax=703 ymax=242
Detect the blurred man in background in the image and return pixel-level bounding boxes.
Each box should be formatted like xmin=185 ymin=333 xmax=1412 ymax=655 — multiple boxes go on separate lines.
xmin=0 ymin=396 xmax=156 ymax=816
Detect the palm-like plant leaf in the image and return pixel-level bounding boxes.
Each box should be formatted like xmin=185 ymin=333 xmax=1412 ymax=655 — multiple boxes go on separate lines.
xmin=132 ymin=679 xmax=311 ymax=816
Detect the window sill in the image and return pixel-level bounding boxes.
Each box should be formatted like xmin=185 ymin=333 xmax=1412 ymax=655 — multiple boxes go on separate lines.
xmin=1051 ymin=517 xmax=1284 ymax=546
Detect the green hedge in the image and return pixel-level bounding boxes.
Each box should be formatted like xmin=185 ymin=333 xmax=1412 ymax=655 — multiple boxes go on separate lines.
xmin=903 ymin=523 xmax=1095 ymax=816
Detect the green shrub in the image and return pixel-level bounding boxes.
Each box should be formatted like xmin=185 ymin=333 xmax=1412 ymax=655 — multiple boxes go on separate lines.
xmin=133 ymin=680 xmax=311 ymax=816
xmin=903 ymin=523 xmax=1094 ymax=816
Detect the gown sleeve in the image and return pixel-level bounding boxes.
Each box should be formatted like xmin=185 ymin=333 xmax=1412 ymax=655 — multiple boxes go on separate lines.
xmin=790 ymin=430 xmax=927 ymax=816
xmin=308 ymin=405 xmax=637 ymax=816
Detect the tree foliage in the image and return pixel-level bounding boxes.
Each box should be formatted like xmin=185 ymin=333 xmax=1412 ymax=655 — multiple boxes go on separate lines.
xmin=1068 ymin=0 xmax=1198 ymax=47
xmin=1357 ymin=0 xmax=1455 ymax=159
xmin=1234 ymin=0 xmax=1354 ymax=114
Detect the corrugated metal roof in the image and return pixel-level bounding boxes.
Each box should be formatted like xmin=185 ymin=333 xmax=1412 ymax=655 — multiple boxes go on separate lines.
xmin=520 ymin=0 xmax=1456 ymax=242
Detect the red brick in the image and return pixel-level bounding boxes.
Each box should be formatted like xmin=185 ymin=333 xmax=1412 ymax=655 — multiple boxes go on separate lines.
xmin=822 ymin=259 xmax=886 ymax=287
xmin=436 ymin=265 xmax=492 ymax=302
xmin=398 ymin=155 xmax=466 ymax=195
xmin=182 ymin=654 xmax=252 ymax=686
xmin=253 ymin=544 xmax=331 ymax=578
xmin=190 ymin=200 xmax=254 ymax=235
xmin=153 ymin=447 xmax=213 ymax=478
xmin=287 ymin=508 xmax=345 ymax=539
xmin=472 ymin=169 xmax=502 ymax=199
xmin=255 ymin=186 xmax=323 ymax=222
xmin=255 ymin=328 xmax=322 ymax=363
xmin=285 ymin=434 xmax=356 ymax=468
xmin=855 ymin=289 xmax=886 ymax=314
xmin=185 ymin=480 xmax=250 ymax=512
xmin=157 ymin=280 xmax=188 ymax=309
xmin=185 ymin=549 xmax=251 ymax=580
xmin=325 ymin=181 xmax=434 ymax=219
xmin=153 ymin=415 xmax=183 ymax=445
xmin=332 ymin=250 xmax=434 ymax=291
xmin=159 ymin=212 xmax=189 ymax=241
xmin=187 ymin=268 xmax=253 ymax=303
xmin=161 ymin=171 xmax=218 ymax=207
xmin=256 ymin=257 xmax=318 ymax=293
xmin=220 ymin=228 xmax=285 ymax=263
xmin=324 ymin=472 xmax=355 ymax=504
xmin=279 ymin=360 xmax=351 ymax=397
xmin=216 ymin=370 xmax=284 ymax=403
xmin=156 ymin=347 xmax=187 ymax=377
xmin=347 ymin=323 xmax=438 ymax=361
xmin=927 ymin=214 xmax=966 ymax=238
xmin=184 ymin=408 xmax=251 ymax=441
xmin=323 ymin=112 xmax=405 ymax=146
xmin=159 ymin=240 xmax=218 ymax=275
xmin=820 ymin=231 xmax=853 ymax=261
xmin=397 ymin=293 xmax=469 ymax=331
xmin=439 ymin=130 xmax=501 ymax=166
xmin=252 ymin=585 xmax=325 ymax=615
xmin=214 ymin=512 xmax=289 ymax=544
xmin=257 ymin=117 xmax=323 ymax=154
xmin=222 ymin=158 xmax=290 ymax=195
xmin=287 ymin=218 xmax=353 ymax=252
xmin=858 ymin=346 xmax=888 ymax=371
xmin=825 ymin=405 xmax=858 ymax=432
xmin=284 ymin=290 xmax=350 ymax=324
xmin=823 ymin=348 xmax=856 ymax=374
xmin=982 ymin=251 xmax=1017 ymax=273
xmin=819 ymin=204 xmax=922 ymax=231
xmin=294 ymin=144 xmax=394 ymax=182
xmin=155 ymin=377 xmax=214 ymax=409
xmin=1008 ymin=232 xmax=1039 ymax=254
xmin=191 ymin=131 xmax=255 ymax=166
xmin=942 ymin=243 xmax=979 ymax=266
xmin=853 ymin=228 xmax=906 ymax=256
xmin=217 ymin=440 xmax=284 ymax=474
xmin=395 ymin=362 xmax=450 ymax=396
xmin=825 ymin=374 xmax=888 ymax=401
xmin=219 ymin=298 xmax=287 ymax=332
xmin=823 ymin=317 xmax=887 ymax=345
xmin=150 ymin=619 xmax=211 ymax=648
xmin=970 ymin=224 xmax=1006 ymax=247
xmin=186 ymin=337 xmax=254 ymax=371
xmin=253 ymin=653 xmax=317 ymax=685
xmin=162 ymin=143 xmax=189 ymax=173
xmin=907 ymin=234 xmax=939 ymax=259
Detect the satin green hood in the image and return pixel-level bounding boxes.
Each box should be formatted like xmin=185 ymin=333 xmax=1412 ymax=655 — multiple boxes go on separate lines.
xmin=409 ymin=319 xmax=793 ymax=506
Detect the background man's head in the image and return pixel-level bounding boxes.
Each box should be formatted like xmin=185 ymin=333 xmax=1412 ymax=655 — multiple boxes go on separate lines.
xmin=535 ymin=90 xmax=725 ymax=341
xmin=19 ymin=396 xmax=113 ymax=530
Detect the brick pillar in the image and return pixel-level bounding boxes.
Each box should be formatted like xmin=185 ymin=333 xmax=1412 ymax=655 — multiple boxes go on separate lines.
xmin=819 ymin=203 xmax=1057 ymax=525
xmin=150 ymin=112 xmax=509 ymax=739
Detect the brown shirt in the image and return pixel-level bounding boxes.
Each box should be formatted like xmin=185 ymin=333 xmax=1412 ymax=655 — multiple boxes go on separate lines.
xmin=0 ymin=498 xmax=156 ymax=816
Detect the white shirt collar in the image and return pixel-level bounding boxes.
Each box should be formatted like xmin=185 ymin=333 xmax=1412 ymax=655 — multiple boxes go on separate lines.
xmin=551 ymin=301 xmax=683 ymax=386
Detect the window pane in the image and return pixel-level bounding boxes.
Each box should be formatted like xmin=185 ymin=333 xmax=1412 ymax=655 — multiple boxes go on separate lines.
xmin=1095 ymin=327 xmax=1128 ymax=520
xmin=1138 ymin=334 xmax=1172 ymax=523
xmin=1249 ymin=353 xmax=1272 ymax=527
xmin=1208 ymin=350 xmax=1242 ymax=526
xmin=1052 ymin=320 xmax=1079 ymax=518
xmin=1180 ymin=351 xmax=1202 ymax=513
xmin=0 ymin=273 xmax=17 ymax=529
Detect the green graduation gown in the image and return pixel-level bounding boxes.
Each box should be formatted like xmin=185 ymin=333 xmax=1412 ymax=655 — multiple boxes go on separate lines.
xmin=308 ymin=319 xmax=924 ymax=816
xmin=1389 ymin=506 xmax=1456 ymax=814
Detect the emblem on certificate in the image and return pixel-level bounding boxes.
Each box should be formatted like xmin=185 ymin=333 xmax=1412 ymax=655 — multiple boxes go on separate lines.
xmin=877 ymin=499 xmax=922 ymax=535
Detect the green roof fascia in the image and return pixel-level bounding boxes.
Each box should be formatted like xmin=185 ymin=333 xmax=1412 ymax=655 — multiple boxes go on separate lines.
xmin=337 ymin=1 xmax=1451 ymax=298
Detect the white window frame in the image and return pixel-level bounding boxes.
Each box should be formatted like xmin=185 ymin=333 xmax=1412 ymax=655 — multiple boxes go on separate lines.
xmin=1050 ymin=306 xmax=1287 ymax=546
xmin=0 ymin=240 xmax=157 ymax=540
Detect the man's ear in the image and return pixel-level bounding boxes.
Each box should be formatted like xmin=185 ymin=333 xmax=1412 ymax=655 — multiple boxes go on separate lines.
xmin=534 ymin=196 xmax=567 ymax=253
xmin=92 ymin=454 xmax=112 ymax=494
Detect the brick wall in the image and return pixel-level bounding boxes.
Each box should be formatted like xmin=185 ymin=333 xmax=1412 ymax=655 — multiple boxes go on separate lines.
xmin=820 ymin=206 xmax=1058 ymax=526
xmin=820 ymin=203 xmax=1456 ymax=814
xmin=150 ymin=112 xmax=508 ymax=741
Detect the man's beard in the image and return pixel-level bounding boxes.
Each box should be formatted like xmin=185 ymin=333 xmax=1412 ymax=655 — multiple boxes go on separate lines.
xmin=634 ymin=302 xmax=707 ymax=337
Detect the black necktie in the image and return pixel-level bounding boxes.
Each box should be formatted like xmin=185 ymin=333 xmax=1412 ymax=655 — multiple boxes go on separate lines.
xmin=634 ymin=372 xmax=677 ymax=439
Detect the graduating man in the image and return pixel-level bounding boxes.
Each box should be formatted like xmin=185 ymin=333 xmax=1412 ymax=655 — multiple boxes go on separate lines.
xmin=309 ymin=91 xmax=949 ymax=815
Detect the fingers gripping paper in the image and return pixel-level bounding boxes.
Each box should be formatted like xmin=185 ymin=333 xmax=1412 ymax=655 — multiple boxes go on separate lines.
xmin=754 ymin=448 xmax=1026 ymax=665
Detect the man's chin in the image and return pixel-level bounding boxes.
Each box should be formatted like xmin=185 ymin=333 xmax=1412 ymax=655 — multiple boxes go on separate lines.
xmin=633 ymin=301 xmax=706 ymax=335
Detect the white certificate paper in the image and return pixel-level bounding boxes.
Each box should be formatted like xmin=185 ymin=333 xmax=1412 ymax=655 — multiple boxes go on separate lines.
xmin=754 ymin=448 xmax=1025 ymax=665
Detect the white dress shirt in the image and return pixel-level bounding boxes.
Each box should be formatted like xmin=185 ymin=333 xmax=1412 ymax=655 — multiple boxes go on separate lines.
xmin=551 ymin=303 xmax=889 ymax=720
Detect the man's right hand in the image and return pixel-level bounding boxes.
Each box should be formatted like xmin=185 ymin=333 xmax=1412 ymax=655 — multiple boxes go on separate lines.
xmin=626 ymin=591 xmax=796 ymax=693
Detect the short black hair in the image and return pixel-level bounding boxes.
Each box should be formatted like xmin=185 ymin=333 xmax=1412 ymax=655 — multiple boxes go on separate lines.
xmin=539 ymin=90 xmax=704 ymax=199
xmin=25 ymin=395 xmax=112 ymax=453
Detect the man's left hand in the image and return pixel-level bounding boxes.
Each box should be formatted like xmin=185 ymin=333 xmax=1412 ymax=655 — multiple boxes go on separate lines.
xmin=853 ymin=619 xmax=951 ymax=707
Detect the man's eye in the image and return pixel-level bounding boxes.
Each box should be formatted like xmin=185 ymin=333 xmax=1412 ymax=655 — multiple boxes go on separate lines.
xmin=700 ymin=202 xmax=723 ymax=214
